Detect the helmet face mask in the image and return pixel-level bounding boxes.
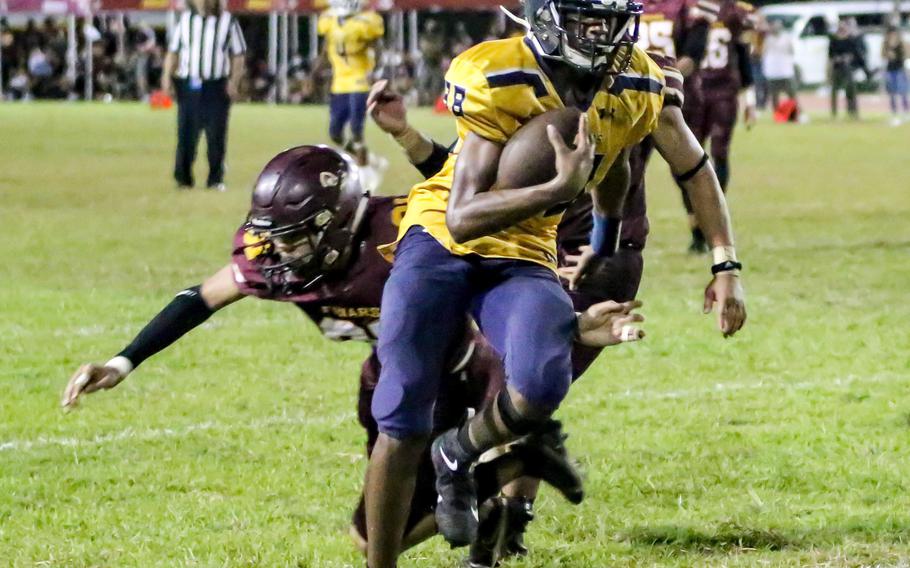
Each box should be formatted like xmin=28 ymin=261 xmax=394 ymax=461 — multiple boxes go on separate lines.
xmin=237 ymin=145 xmax=368 ymax=295
xmin=524 ymin=0 xmax=642 ymax=74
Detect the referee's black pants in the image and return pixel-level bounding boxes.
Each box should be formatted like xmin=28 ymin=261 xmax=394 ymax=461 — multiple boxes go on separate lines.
xmin=174 ymin=78 xmax=230 ymax=187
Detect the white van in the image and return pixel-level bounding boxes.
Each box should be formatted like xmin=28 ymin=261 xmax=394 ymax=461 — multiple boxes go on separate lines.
xmin=760 ymin=1 xmax=910 ymax=85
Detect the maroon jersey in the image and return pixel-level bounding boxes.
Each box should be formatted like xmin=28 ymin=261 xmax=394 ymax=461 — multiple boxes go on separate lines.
xmin=699 ymin=0 xmax=757 ymax=100
xmin=636 ymin=0 xmax=719 ymax=62
xmin=557 ymin=53 xmax=685 ymax=254
xmin=231 ymin=195 xmax=408 ymax=342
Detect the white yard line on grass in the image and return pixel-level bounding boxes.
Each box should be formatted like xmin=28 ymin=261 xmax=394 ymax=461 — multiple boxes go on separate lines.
xmin=0 ymin=411 xmax=354 ymax=453
xmin=610 ymin=372 xmax=901 ymax=401
xmin=1 ymin=373 xmax=902 ymax=454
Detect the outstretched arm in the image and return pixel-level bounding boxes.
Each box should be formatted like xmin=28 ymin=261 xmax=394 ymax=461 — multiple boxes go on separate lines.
xmin=62 ymin=265 xmax=246 ymax=407
xmin=652 ymin=105 xmax=746 ymax=337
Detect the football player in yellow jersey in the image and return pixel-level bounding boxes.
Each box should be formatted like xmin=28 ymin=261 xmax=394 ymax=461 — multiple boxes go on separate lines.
xmin=364 ymin=1 xmax=746 ymax=565
xmin=316 ymin=0 xmax=384 ymax=186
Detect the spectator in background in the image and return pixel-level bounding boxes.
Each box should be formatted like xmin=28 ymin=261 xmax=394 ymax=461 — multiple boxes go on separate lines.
xmin=1 ymin=19 xmax=16 ymax=94
xmin=883 ymin=25 xmax=909 ymax=126
xmin=761 ymin=19 xmax=799 ymax=112
xmin=27 ymin=46 xmax=51 ymax=78
xmin=829 ymin=19 xmax=862 ymax=119
xmin=751 ymin=13 xmax=768 ymax=110
xmin=416 ymin=19 xmax=445 ymax=105
xmin=451 ymin=21 xmax=473 ymax=54
xmin=846 ymin=17 xmax=872 ymax=81
xmin=8 ymin=66 xmax=31 ymax=99
xmin=23 ymin=19 xmax=42 ymax=51
xmin=133 ymin=21 xmax=157 ymax=100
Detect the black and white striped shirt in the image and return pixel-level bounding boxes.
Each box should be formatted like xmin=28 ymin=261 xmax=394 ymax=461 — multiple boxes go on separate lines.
xmin=168 ymin=10 xmax=247 ymax=81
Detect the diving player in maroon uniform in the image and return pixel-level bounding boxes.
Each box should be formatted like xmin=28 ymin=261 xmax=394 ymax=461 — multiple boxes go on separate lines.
xmin=682 ymin=0 xmax=758 ymax=252
xmin=61 ymin=145 xmax=645 ymax=560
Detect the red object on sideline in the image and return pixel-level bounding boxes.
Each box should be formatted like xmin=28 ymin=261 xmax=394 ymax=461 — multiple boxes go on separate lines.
xmin=434 ymin=95 xmax=448 ymax=114
xmin=150 ymin=90 xmax=174 ymax=109
xmin=774 ymin=99 xmax=799 ymax=123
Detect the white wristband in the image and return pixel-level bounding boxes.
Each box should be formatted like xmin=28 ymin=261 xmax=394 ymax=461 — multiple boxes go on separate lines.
xmin=712 ymin=246 xmax=738 ymax=265
xmin=392 ymin=126 xmax=432 ymax=161
xmin=105 ymin=356 xmax=134 ymax=377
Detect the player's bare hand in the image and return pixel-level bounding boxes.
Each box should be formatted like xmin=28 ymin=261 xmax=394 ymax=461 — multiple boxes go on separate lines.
xmin=744 ymin=104 xmax=757 ymax=130
xmin=558 ymin=244 xmax=597 ymax=291
xmin=703 ymin=272 xmax=747 ymax=337
xmin=226 ymin=81 xmax=240 ymax=101
xmin=367 ymin=79 xmax=408 ymax=136
xmin=576 ymin=300 xmax=645 ymax=347
xmin=548 ymin=113 xmax=594 ymax=202
xmin=61 ymin=364 xmax=126 ymax=408
xmin=160 ymin=77 xmax=174 ymax=97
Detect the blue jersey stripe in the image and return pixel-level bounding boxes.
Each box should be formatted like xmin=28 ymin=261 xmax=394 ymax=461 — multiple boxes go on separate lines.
xmin=486 ymin=70 xmax=549 ymax=98
xmin=609 ymin=75 xmax=663 ymax=96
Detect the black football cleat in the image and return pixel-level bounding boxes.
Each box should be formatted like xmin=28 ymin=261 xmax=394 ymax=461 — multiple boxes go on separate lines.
xmin=432 ymin=430 xmax=479 ymax=548
xmin=467 ymin=496 xmax=535 ymax=567
xmin=466 ymin=497 xmax=509 ymax=567
xmin=510 ymin=420 xmax=584 ymax=505
xmin=502 ymin=497 xmax=534 ymax=558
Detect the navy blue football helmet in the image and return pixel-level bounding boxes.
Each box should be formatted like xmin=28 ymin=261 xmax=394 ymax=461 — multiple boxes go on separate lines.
xmin=512 ymin=0 xmax=643 ymax=74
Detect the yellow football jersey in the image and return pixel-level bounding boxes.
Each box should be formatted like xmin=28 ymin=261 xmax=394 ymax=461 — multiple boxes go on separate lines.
xmin=389 ymin=36 xmax=666 ymax=270
xmin=317 ymin=11 xmax=384 ymax=94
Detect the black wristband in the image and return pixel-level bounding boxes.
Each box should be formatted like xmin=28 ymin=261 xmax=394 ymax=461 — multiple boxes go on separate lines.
xmin=414 ymin=141 xmax=451 ymax=180
xmin=118 ymin=285 xmax=214 ymax=369
xmin=711 ymin=260 xmax=743 ymax=275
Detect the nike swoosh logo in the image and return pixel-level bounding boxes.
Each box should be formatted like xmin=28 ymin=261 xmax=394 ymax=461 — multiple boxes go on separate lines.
xmin=440 ymin=447 xmax=458 ymax=471
xmin=471 ymin=506 xmax=479 ymax=522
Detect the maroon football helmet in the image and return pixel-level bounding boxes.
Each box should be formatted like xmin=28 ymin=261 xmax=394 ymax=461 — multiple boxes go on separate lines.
xmin=237 ymin=145 xmax=369 ymax=293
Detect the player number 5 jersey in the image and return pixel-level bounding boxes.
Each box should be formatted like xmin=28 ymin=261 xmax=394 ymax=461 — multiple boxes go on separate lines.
xmin=386 ymin=36 xmax=666 ymax=271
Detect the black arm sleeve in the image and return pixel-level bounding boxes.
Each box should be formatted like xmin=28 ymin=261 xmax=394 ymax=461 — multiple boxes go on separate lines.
xmin=413 ymin=140 xmax=451 ymax=180
xmin=118 ymin=286 xmax=214 ymax=369
xmin=680 ymin=21 xmax=710 ymax=63
xmin=735 ymin=42 xmax=754 ymax=88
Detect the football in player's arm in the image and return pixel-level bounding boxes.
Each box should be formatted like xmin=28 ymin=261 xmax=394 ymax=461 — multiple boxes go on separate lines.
xmin=61 ymin=144 xmax=645 ymax=565
xmin=360 ymin=1 xmax=713 ymax=564
xmin=369 ymin=65 xmax=746 ymax=337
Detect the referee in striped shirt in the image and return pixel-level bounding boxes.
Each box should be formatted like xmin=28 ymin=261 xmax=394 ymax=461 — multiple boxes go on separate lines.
xmin=162 ymin=0 xmax=246 ymax=191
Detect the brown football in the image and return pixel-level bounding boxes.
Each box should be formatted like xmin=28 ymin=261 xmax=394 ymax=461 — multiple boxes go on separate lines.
xmin=495 ymin=107 xmax=582 ymax=190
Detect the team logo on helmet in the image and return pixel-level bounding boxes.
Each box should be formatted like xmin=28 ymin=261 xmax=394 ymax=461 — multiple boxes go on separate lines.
xmin=320 ymin=171 xmax=340 ymax=188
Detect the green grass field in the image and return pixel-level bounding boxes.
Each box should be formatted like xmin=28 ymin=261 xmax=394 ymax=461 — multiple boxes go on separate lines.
xmin=1 ymin=102 xmax=909 ymax=567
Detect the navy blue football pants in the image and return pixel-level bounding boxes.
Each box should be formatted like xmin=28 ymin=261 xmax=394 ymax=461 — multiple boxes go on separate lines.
xmin=373 ymin=227 xmax=577 ymax=439
xmin=329 ymin=91 xmax=369 ymax=143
